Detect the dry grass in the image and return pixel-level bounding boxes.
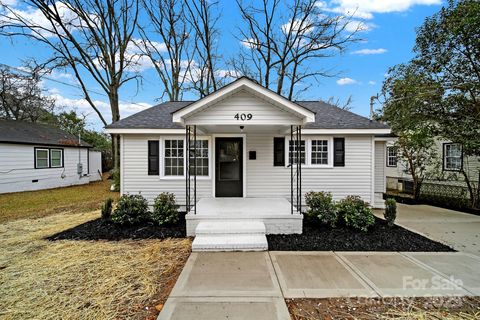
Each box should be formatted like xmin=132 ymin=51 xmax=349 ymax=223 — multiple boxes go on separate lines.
xmin=287 ymin=297 xmax=480 ymax=320
xmin=0 ymin=175 xmax=119 ymax=223
xmin=0 ymin=210 xmax=191 ymax=320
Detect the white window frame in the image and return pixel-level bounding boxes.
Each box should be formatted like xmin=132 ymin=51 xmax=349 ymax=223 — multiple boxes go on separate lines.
xmin=386 ymin=146 xmax=397 ymax=167
xmin=35 ymin=148 xmax=49 ymax=169
xmin=284 ymin=136 xmax=333 ymax=168
xmin=160 ymin=136 xmax=211 ymax=180
xmin=50 ymin=149 xmax=63 ymax=168
xmin=443 ymin=143 xmax=462 ymax=171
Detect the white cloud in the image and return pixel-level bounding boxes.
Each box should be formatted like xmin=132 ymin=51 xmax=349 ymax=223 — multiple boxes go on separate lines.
xmin=320 ymin=0 xmax=441 ymax=20
xmin=50 ymin=92 xmax=152 ymax=129
xmin=336 ymin=77 xmax=357 ymax=85
xmin=281 ymin=19 xmax=314 ymax=35
xmin=344 ymin=20 xmax=376 ymax=32
xmin=352 ymin=48 xmax=387 ymax=55
xmin=368 ymin=80 xmax=376 ymax=85
xmin=240 ymin=38 xmax=259 ymax=49
xmin=1 ymin=0 xmax=18 ymax=6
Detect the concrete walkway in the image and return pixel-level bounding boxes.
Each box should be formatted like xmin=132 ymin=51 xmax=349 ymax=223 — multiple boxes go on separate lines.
xmin=379 ymin=204 xmax=480 ymax=255
xmin=158 ymin=251 xmax=480 ymax=319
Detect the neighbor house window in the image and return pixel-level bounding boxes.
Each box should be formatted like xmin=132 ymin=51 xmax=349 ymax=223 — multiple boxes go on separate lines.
xmin=289 ymin=140 xmax=306 ymax=164
xmin=50 ymin=149 xmax=63 ymax=168
xmin=164 ymin=139 xmax=184 ymax=176
xmin=386 ymin=146 xmax=397 ymax=167
xmin=443 ymin=143 xmax=462 ymax=171
xmin=190 ymin=139 xmax=209 ymax=176
xmin=35 ymin=148 xmax=49 ymax=169
xmin=311 ymin=140 xmax=329 ymax=165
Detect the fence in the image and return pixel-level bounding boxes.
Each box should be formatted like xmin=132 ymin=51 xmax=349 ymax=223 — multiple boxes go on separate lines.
xmin=386 ymin=176 xmax=478 ymax=211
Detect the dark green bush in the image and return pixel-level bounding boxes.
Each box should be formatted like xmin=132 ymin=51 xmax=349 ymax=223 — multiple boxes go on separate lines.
xmin=111 ymin=194 xmax=149 ymax=225
xmin=101 ymin=197 xmax=113 ymax=222
xmin=384 ymin=198 xmax=397 ymax=227
xmin=152 ymin=192 xmax=179 ymax=226
xmin=337 ymin=195 xmax=375 ymax=232
xmin=305 ymin=191 xmax=338 ymax=227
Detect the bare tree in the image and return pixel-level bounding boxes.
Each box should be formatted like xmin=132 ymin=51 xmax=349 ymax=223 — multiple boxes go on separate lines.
xmin=0 ymin=0 xmax=139 ymax=169
xmin=185 ymin=0 xmax=222 ymax=97
xmin=326 ymin=95 xmax=353 ymax=110
xmin=0 ymin=66 xmax=56 ymax=121
xmin=137 ymin=0 xmax=192 ymax=101
xmin=235 ymin=0 xmax=360 ymax=99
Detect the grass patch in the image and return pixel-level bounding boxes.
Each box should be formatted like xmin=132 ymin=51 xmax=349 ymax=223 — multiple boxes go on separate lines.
xmin=287 ymin=297 xmax=480 ymax=319
xmin=0 ymin=210 xmax=191 ymax=320
xmin=0 ymin=175 xmax=119 ymax=223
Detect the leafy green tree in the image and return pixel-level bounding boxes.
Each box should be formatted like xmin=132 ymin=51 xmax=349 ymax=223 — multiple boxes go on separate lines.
xmin=380 ymin=63 xmax=442 ymax=199
xmin=413 ymin=0 xmax=480 ymax=207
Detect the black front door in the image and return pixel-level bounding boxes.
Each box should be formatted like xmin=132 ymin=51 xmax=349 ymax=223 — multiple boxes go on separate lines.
xmin=215 ymin=138 xmax=243 ymax=197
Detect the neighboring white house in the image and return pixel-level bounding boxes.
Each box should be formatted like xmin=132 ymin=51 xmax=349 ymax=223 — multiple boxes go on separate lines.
xmin=384 ymin=139 xmax=480 ymax=193
xmin=105 ymin=77 xmax=392 ymax=250
xmin=0 ymin=119 xmax=102 ymax=194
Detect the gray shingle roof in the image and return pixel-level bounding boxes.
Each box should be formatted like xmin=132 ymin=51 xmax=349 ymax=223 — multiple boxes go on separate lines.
xmin=0 ymin=119 xmax=91 ymax=147
xmin=106 ymin=100 xmax=389 ymax=130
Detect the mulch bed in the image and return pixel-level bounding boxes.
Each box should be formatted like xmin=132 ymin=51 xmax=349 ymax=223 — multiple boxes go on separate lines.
xmin=267 ymin=217 xmax=455 ymax=252
xmin=47 ymin=215 xmax=187 ymax=241
xmin=287 ymin=297 xmax=480 ymax=320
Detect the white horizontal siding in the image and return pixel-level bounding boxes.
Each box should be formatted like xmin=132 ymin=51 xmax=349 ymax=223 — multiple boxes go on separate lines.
xmin=246 ymin=134 xmax=374 ymax=203
xmin=185 ymin=90 xmax=303 ymax=125
xmin=0 ymin=143 xmax=89 ymax=194
xmin=121 ymin=133 xmax=376 ymax=206
xmin=121 ymin=135 xmax=212 ymax=205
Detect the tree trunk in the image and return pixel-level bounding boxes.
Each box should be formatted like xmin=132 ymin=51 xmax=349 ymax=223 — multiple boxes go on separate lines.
xmin=109 ymin=90 xmax=121 ymax=171
xmin=461 ymin=169 xmax=479 ymax=209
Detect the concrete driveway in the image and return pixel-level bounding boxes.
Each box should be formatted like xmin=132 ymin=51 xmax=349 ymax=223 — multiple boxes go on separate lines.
xmin=388 ymin=204 xmax=480 ymax=255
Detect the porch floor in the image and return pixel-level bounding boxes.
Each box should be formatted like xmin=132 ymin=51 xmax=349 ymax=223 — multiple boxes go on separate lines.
xmin=192 ymin=197 xmax=293 ymax=217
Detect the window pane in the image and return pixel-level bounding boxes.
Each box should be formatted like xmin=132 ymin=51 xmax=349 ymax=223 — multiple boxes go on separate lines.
xmin=311 ymin=140 xmax=328 ymax=165
xmin=36 ymin=149 xmax=49 ymax=168
xmin=289 ymin=140 xmax=305 ymax=164
xmin=189 ymin=139 xmax=209 ymax=176
xmin=51 ymin=150 xmax=62 ymax=167
xmin=444 ymin=143 xmax=462 ymax=170
xmin=164 ymin=139 xmax=185 ymax=176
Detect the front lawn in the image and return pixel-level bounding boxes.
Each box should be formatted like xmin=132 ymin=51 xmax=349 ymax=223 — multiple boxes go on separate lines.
xmin=0 ymin=175 xmax=119 ymax=223
xmin=267 ymin=217 xmax=454 ymax=251
xmin=0 ymin=211 xmax=191 ymax=320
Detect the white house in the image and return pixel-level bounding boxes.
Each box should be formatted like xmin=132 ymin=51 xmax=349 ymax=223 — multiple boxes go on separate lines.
xmin=106 ymin=77 xmax=391 ymax=250
xmin=0 ymin=119 xmax=102 ymax=194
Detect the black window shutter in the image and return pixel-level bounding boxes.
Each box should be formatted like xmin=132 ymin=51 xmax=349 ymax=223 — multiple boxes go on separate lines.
xmin=148 ymin=140 xmax=159 ymax=175
xmin=273 ymin=137 xmax=285 ymax=166
xmin=333 ymin=138 xmax=345 ymax=167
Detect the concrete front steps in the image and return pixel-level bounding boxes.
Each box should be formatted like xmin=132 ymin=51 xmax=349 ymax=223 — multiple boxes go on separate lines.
xmin=192 ymin=221 xmax=268 ymax=252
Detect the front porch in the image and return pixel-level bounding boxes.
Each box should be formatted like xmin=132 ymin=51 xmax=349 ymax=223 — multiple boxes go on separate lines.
xmin=186 ymin=197 xmax=303 ymax=237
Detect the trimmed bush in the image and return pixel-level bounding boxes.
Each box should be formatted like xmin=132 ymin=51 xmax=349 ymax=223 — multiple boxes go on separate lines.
xmin=101 ymin=198 xmax=113 ymax=222
xmin=337 ymin=195 xmax=375 ymax=232
xmin=305 ymin=191 xmax=338 ymax=227
xmin=111 ymin=194 xmax=149 ymax=225
xmin=384 ymin=198 xmax=397 ymax=227
xmin=152 ymin=192 xmax=179 ymax=226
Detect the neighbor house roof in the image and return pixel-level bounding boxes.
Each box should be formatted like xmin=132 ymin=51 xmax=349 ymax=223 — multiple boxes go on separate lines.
xmin=106 ymin=100 xmax=389 ymax=130
xmin=0 ymin=119 xmax=91 ymax=147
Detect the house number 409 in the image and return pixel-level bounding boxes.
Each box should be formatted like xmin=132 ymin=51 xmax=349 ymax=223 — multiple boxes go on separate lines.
xmin=234 ymin=113 xmax=253 ymax=121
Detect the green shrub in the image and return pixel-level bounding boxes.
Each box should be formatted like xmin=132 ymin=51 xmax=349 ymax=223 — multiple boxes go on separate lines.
xmin=384 ymin=198 xmax=397 ymax=227
xmin=305 ymin=191 xmax=338 ymax=227
xmin=152 ymin=192 xmax=179 ymax=226
xmin=337 ymin=195 xmax=375 ymax=232
xmin=111 ymin=168 xmax=120 ymax=192
xmin=101 ymin=198 xmax=113 ymax=222
xmin=111 ymin=194 xmax=149 ymax=225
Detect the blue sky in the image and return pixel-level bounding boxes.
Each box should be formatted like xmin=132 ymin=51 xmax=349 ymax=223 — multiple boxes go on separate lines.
xmin=0 ymin=0 xmax=444 ymax=131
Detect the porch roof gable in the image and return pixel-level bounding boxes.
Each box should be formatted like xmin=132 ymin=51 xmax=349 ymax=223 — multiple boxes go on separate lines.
xmin=171 ymin=77 xmax=316 ymax=125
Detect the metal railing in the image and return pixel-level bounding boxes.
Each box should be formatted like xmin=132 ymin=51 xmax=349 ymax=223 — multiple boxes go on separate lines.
xmin=290 ymin=125 xmax=302 ymax=214
xmin=185 ymin=125 xmax=197 ymax=214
